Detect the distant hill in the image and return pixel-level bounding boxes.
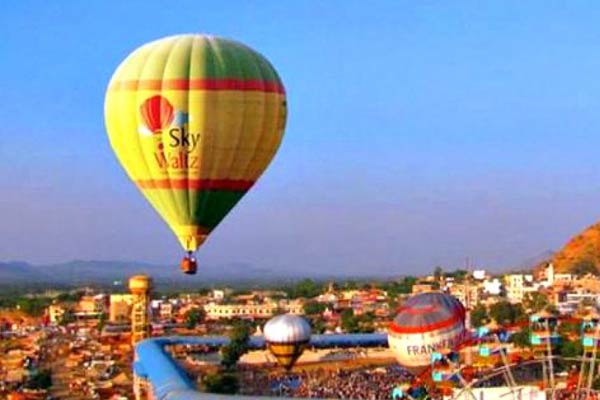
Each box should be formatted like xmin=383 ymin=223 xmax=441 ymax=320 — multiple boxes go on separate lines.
xmin=0 ymin=260 xmax=161 ymax=286
xmin=0 ymin=261 xmax=46 ymax=282
xmin=0 ymin=259 xmax=382 ymax=288
xmin=518 ymin=249 xmax=555 ymax=271
xmin=0 ymin=259 xmax=286 ymax=287
xmin=549 ymin=222 xmax=600 ymax=273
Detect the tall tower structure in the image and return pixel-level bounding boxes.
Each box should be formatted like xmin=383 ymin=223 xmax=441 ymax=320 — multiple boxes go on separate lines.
xmin=464 ymin=257 xmax=473 ymax=367
xmin=129 ymin=275 xmax=153 ymax=346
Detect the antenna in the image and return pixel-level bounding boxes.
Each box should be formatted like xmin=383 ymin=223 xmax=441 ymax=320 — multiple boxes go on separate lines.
xmin=465 ymin=257 xmax=473 ymax=367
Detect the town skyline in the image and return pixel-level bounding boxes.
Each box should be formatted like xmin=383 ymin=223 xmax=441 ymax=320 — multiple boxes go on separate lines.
xmin=0 ymin=250 xmax=553 ymax=286
xmin=2 ymin=260 xmax=599 ymax=398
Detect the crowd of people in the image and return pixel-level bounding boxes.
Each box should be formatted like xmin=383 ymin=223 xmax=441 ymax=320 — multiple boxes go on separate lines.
xmin=240 ymin=365 xmax=417 ymax=399
xmin=206 ymin=351 xmax=600 ymax=400
xmin=236 ymin=361 xmax=600 ymax=399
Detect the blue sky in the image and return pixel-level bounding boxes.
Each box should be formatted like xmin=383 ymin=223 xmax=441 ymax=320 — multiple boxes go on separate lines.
xmin=1 ymin=1 xmax=600 ymax=275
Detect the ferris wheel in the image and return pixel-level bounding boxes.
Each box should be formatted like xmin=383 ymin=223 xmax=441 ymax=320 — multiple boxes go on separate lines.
xmin=425 ymin=311 xmax=600 ymax=400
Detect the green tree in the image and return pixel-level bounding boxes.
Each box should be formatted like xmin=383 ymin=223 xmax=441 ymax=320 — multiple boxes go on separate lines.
xmin=509 ymin=327 xmax=531 ymax=349
xmin=433 ymin=266 xmax=444 ymax=281
xmin=387 ymin=298 xmax=398 ymax=314
xmin=343 ymin=280 xmax=358 ymax=290
xmin=523 ymin=292 xmax=549 ymax=313
xmin=470 ymin=304 xmax=488 ymax=328
xmin=558 ymin=321 xmax=579 ymax=336
xmin=0 ymin=296 xmax=17 ymax=309
xmin=230 ymin=320 xmax=251 ymax=341
xmin=308 ymin=317 xmax=326 ymax=334
xmin=341 ymin=309 xmax=360 ymax=333
xmin=24 ymin=369 xmax=52 ymax=390
xmin=286 ymin=279 xmax=322 ymax=299
xmin=559 ymin=337 xmax=583 ymax=359
xmin=512 ymin=303 xmax=526 ymax=322
xmin=361 ymin=311 xmax=375 ymax=324
xmin=16 ymin=297 xmax=51 ymax=316
xmin=185 ymin=307 xmax=206 ymax=329
xmin=397 ymin=276 xmax=418 ymax=294
xmin=357 ymin=312 xmax=376 ymax=333
xmin=303 ymin=301 xmax=326 ymax=315
xmin=573 ymin=260 xmax=597 ymax=276
xmin=445 ymin=269 xmax=468 ymax=281
xmin=489 ymin=301 xmax=525 ymax=325
xmin=221 ymin=321 xmax=251 ymax=369
xmin=203 ymin=373 xmax=239 ymax=394
xmin=361 ymin=282 xmax=373 ymax=290
xmin=545 ymin=304 xmax=559 ymax=315
xmin=96 ymin=312 xmax=108 ymax=333
xmin=379 ymin=277 xmax=418 ymax=298
xmin=56 ymin=291 xmax=83 ymax=303
xmin=59 ymin=310 xmax=75 ymax=326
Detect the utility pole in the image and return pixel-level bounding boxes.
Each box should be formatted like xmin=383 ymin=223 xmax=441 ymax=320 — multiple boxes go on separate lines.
xmin=465 ymin=257 xmax=473 ymax=367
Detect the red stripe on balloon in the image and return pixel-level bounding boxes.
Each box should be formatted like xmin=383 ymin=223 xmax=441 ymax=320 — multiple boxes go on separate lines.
xmin=112 ymin=79 xmax=285 ymax=94
xmin=400 ymin=305 xmax=438 ymax=315
xmin=388 ymin=314 xmax=463 ymax=334
xmin=135 ymin=179 xmax=254 ymax=191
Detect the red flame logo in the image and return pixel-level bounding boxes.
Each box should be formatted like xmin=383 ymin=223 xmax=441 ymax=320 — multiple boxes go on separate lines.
xmin=139 ymin=95 xmax=174 ymax=133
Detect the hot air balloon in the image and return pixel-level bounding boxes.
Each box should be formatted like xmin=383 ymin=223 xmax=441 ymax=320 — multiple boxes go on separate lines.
xmin=402 ymin=291 xmax=466 ymax=321
xmin=104 ymin=34 xmax=287 ymax=274
xmin=264 ymin=314 xmax=311 ymax=370
xmin=388 ymin=293 xmax=466 ymax=375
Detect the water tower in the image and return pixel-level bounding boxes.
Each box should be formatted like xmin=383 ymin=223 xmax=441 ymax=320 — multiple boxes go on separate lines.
xmin=129 ymin=275 xmax=153 ymax=346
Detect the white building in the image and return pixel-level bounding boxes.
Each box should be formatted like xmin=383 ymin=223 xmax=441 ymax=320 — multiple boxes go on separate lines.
xmin=555 ymin=291 xmax=600 ymax=315
xmin=203 ymin=300 xmax=304 ymax=320
xmin=483 ymin=278 xmax=502 ymax=296
xmin=159 ymin=302 xmax=174 ymax=320
xmin=540 ymin=263 xmax=575 ymax=287
xmin=212 ymin=290 xmax=225 ymax=301
xmin=504 ymin=274 xmax=536 ymax=303
xmin=473 ymin=270 xmax=487 ymax=280
xmin=48 ymin=304 xmax=66 ymax=324
xmin=315 ymin=293 xmax=339 ymax=304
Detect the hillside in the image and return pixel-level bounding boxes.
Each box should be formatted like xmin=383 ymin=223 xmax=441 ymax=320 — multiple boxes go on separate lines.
xmin=0 ymin=259 xmax=386 ymax=288
xmin=0 ymin=260 xmax=282 ymax=287
xmin=0 ymin=261 xmax=47 ymax=282
xmin=550 ymin=222 xmax=600 ymax=273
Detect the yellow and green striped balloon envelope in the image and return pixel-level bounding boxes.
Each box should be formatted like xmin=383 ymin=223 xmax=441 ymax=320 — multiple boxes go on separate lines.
xmin=104 ymin=34 xmax=287 ymax=260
